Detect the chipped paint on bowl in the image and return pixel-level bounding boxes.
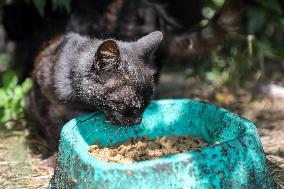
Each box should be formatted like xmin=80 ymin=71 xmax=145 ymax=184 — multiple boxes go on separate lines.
xmin=50 ymin=99 xmax=274 ymax=189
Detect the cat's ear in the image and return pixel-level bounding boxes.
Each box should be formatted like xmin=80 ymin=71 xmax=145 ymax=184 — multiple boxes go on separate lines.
xmin=136 ymin=31 xmax=163 ymax=59
xmin=93 ymin=40 xmax=120 ymax=72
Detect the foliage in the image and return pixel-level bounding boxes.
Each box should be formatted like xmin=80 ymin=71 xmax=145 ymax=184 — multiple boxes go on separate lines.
xmin=0 ymin=71 xmax=32 ymax=128
xmin=205 ymin=35 xmax=256 ymax=87
xmin=21 ymin=0 xmax=284 ymax=88
xmin=189 ymin=0 xmax=284 ymax=88
xmin=28 ymin=0 xmax=72 ymax=16
xmin=0 ymin=40 xmax=31 ymax=129
xmin=0 ymin=53 xmax=10 ymax=72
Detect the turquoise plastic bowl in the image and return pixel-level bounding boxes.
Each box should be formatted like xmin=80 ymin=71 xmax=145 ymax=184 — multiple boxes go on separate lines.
xmin=50 ymin=99 xmax=274 ymax=189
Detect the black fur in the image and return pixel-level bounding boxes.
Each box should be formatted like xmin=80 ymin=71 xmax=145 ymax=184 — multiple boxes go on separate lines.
xmin=27 ymin=31 xmax=163 ymax=148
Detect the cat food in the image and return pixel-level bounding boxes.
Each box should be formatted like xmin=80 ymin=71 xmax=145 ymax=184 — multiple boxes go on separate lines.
xmin=88 ymin=135 xmax=209 ymax=163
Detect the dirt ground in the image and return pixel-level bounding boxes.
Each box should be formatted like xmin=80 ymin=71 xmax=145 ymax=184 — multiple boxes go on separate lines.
xmin=0 ymin=130 xmax=53 ymax=188
xmin=0 ymin=69 xmax=283 ymax=188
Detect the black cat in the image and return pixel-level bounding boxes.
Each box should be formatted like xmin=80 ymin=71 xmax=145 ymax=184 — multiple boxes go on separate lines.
xmin=26 ymin=31 xmax=163 ymax=148
xmin=3 ymin=0 xmax=246 ymax=149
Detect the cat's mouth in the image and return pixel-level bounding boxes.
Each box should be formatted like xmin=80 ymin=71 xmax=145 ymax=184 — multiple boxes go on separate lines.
xmin=105 ymin=110 xmax=143 ymax=126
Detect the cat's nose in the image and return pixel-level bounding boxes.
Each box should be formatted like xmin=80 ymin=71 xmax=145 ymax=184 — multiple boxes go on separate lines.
xmin=133 ymin=116 xmax=142 ymax=124
xmin=122 ymin=111 xmax=142 ymax=125
xmin=125 ymin=116 xmax=141 ymax=125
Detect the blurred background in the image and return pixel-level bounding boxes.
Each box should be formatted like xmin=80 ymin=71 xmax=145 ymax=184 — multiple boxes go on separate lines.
xmin=0 ymin=0 xmax=283 ymax=188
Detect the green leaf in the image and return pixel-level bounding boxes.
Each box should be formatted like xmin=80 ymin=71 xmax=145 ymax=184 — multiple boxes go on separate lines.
xmin=0 ymin=74 xmax=32 ymax=126
xmin=2 ymin=71 xmax=18 ymax=89
xmin=0 ymin=89 xmax=7 ymax=106
xmin=212 ymin=0 xmax=224 ymax=8
xmin=14 ymin=86 xmax=24 ymax=97
xmin=21 ymin=78 xmax=33 ymax=92
xmin=205 ymin=69 xmax=224 ymax=85
xmin=32 ymin=0 xmax=47 ymax=16
xmin=202 ymin=7 xmax=215 ymax=19
xmin=52 ymin=0 xmax=72 ymax=12
xmin=0 ymin=108 xmax=12 ymax=124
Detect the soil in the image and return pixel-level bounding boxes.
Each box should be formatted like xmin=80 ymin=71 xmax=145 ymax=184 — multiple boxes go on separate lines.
xmin=88 ymin=136 xmax=208 ymax=163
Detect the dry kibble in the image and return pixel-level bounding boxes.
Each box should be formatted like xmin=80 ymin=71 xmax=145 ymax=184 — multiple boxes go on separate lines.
xmin=109 ymin=149 xmax=118 ymax=157
xmin=143 ymin=136 xmax=150 ymax=140
xmin=88 ymin=135 xmax=208 ymax=163
xmin=118 ymin=147 xmax=127 ymax=154
xmin=120 ymin=158 xmax=135 ymax=163
xmin=160 ymin=136 xmax=167 ymax=142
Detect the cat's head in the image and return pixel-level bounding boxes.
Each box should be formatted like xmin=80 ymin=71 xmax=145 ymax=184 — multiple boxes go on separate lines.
xmin=79 ymin=31 xmax=163 ymax=125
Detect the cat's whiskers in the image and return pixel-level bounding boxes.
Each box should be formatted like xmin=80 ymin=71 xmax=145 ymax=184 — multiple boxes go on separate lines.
xmin=105 ymin=126 xmax=123 ymax=147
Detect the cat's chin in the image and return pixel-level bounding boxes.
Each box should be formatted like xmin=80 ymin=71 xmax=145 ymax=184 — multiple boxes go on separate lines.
xmin=114 ymin=117 xmax=142 ymax=126
xmin=125 ymin=117 xmax=142 ymax=126
xmin=107 ymin=113 xmax=142 ymax=126
xmin=101 ymin=108 xmax=143 ymax=126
